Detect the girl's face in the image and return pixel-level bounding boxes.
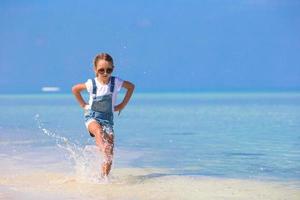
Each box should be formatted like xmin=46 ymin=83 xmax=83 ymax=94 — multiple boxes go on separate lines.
xmin=94 ymin=59 xmax=114 ymax=81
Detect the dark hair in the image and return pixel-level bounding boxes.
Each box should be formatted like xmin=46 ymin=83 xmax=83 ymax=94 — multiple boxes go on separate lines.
xmin=93 ymin=53 xmax=114 ymax=67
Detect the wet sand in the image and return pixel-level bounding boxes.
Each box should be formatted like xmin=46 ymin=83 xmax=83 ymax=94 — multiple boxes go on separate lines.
xmin=1 ymin=168 xmax=299 ymax=200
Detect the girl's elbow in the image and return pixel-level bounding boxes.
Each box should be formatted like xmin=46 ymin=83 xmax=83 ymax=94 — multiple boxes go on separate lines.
xmin=71 ymin=85 xmax=78 ymax=94
xmin=129 ymin=83 xmax=135 ymax=91
xmin=72 ymin=83 xmax=86 ymax=94
xmin=131 ymin=83 xmax=135 ymax=90
xmin=123 ymin=81 xmax=135 ymax=91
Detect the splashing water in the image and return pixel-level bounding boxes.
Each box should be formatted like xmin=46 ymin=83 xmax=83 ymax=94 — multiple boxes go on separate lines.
xmin=34 ymin=114 xmax=106 ymax=183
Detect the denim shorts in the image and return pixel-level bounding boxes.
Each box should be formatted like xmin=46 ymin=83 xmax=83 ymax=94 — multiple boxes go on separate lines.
xmin=84 ymin=110 xmax=114 ymax=136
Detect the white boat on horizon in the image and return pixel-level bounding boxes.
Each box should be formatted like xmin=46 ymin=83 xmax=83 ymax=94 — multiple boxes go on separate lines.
xmin=41 ymin=87 xmax=60 ymax=92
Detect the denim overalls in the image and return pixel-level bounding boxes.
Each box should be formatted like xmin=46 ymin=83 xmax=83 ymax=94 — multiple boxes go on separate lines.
xmin=84 ymin=77 xmax=115 ymax=137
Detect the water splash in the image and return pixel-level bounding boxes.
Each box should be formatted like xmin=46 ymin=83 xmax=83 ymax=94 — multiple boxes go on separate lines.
xmin=34 ymin=114 xmax=106 ymax=184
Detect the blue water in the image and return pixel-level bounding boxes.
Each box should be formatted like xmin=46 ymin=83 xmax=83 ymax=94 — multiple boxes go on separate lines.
xmin=0 ymin=92 xmax=299 ymax=181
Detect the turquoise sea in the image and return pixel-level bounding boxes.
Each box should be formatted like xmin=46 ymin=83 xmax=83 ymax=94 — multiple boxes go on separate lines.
xmin=0 ymin=92 xmax=300 ymax=199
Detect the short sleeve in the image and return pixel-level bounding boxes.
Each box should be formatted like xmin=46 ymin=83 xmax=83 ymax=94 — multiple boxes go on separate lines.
xmin=85 ymin=79 xmax=92 ymax=93
xmin=115 ymin=77 xmax=124 ymax=92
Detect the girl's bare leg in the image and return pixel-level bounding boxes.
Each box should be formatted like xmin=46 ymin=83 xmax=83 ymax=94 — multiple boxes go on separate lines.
xmin=88 ymin=121 xmax=105 ymax=150
xmin=87 ymin=121 xmax=114 ymax=177
xmin=102 ymin=133 xmax=114 ymax=176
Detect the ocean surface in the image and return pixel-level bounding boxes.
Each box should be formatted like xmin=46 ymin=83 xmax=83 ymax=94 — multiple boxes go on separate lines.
xmin=0 ymin=92 xmax=300 ymax=199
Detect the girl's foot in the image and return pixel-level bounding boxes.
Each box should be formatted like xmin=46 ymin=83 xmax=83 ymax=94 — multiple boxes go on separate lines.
xmin=100 ymin=173 xmax=109 ymax=183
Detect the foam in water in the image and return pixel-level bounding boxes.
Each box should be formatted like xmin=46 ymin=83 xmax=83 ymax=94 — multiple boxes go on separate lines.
xmin=34 ymin=114 xmax=108 ymax=184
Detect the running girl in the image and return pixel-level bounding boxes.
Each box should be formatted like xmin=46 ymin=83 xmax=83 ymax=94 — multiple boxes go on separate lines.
xmin=72 ymin=53 xmax=135 ymax=178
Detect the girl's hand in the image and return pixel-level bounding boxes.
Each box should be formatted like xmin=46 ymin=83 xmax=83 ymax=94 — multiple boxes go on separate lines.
xmin=114 ymin=103 xmax=124 ymax=111
xmin=114 ymin=103 xmax=125 ymax=116
xmin=83 ymin=104 xmax=90 ymax=110
xmin=115 ymin=103 xmax=125 ymax=112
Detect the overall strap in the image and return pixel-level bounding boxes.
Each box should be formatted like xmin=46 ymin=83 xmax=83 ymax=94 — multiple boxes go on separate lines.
xmin=92 ymin=78 xmax=97 ymax=98
xmin=110 ymin=76 xmax=115 ymax=93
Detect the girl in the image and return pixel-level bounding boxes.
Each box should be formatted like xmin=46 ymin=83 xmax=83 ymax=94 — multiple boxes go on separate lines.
xmin=72 ymin=53 xmax=135 ymax=178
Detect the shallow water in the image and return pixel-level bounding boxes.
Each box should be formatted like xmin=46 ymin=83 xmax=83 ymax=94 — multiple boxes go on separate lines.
xmin=0 ymin=92 xmax=300 ymax=199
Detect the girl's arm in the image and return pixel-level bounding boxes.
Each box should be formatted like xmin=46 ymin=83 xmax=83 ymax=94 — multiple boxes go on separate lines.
xmin=72 ymin=83 xmax=88 ymax=109
xmin=114 ymin=81 xmax=135 ymax=113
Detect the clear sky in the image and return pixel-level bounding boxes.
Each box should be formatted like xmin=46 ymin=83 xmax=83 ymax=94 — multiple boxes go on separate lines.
xmin=0 ymin=0 xmax=299 ymax=93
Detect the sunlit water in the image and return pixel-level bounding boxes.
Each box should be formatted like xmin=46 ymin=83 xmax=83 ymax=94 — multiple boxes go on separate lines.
xmin=0 ymin=92 xmax=300 ymax=199
xmin=1 ymin=92 xmax=300 ymax=179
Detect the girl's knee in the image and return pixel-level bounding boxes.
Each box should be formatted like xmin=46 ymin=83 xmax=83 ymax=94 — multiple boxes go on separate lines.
xmin=94 ymin=129 xmax=105 ymax=149
xmin=94 ymin=129 xmax=104 ymax=138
